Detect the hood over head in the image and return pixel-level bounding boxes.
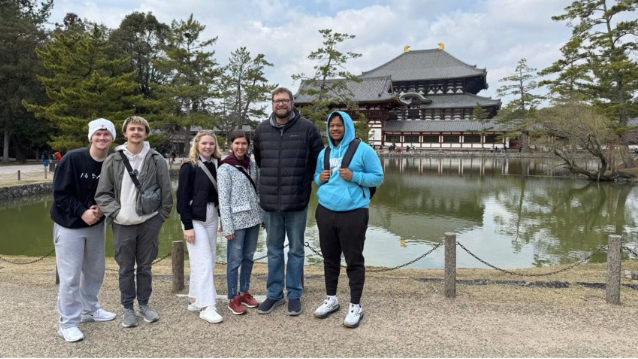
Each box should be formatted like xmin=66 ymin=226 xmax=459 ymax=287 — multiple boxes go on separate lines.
xmin=326 ymin=111 xmax=355 ymax=150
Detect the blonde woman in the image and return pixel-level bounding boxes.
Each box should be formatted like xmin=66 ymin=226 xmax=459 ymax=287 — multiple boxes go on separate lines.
xmin=176 ymin=130 xmax=223 ymax=323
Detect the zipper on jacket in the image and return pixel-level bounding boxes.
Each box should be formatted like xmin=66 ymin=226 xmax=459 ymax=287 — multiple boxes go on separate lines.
xmin=277 ymin=129 xmax=283 ymax=211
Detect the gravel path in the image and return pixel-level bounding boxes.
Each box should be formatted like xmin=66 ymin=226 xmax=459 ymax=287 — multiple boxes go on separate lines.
xmin=1 ymin=259 xmax=638 ymax=357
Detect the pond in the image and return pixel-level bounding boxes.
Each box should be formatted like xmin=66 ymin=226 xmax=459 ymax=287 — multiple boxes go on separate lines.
xmin=1 ymin=156 xmax=637 ymax=269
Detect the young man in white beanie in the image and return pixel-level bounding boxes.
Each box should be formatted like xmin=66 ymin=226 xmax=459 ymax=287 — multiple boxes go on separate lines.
xmin=95 ymin=116 xmax=173 ymax=328
xmin=51 ymin=118 xmax=117 ymax=342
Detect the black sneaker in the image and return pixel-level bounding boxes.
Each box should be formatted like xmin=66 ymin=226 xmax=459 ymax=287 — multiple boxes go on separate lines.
xmin=286 ymin=298 xmax=302 ymax=316
xmin=257 ymin=297 xmax=285 ymax=314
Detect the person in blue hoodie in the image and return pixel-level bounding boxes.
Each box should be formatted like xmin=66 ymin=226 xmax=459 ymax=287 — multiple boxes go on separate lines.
xmin=312 ymin=111 xmax=384 ymax=328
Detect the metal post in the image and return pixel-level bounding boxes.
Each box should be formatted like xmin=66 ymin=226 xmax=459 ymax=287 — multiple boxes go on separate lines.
xmin=17 ymin=170 xmax=20 ymax=181
xmin=44 ymin=168 xmax=47 ymax=179
xmin=444 ymin=232 xmax=456 ymax=298
xmin=172 ymin=241 xmax=185 ymax=292
xmin=606 ymin=234 xmax=622 ymax=305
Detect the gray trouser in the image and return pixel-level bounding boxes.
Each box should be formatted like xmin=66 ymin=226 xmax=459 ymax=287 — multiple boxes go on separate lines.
xmin=112 ymin=215 xmax=162 ymax=309
xmin=54 ymin=222 xmax=106 ymax=329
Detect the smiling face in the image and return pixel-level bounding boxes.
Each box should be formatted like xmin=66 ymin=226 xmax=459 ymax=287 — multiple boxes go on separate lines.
xmin=90 ymin=129 xmax=113 ymax=151
xmin=272 ymin=92 xmax=293 ymax=120
xmin=231 ymin=136 xmax=249 ymax=159
xmin=328 ymin=115 xmax=345 ymax=146
xmin=124 ymin=123 xmax=148 ymax=145
xmin=197 ymin=135 xmax=216 ymax=160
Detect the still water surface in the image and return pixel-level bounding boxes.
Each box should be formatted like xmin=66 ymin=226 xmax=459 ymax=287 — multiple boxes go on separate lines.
xmin=1 ymin=157 xmax=637 ymax=269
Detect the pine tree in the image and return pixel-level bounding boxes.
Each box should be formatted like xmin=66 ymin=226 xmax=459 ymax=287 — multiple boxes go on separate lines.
xmin=219 ymin=47 xmax=277 ymax=138
xmin=23 ymin=25 xmax=143 ymax=151
xmin=0 ymin=0 xmax=52 ymax=162
xmin=292 ymin=29 xmax=363 ymax=126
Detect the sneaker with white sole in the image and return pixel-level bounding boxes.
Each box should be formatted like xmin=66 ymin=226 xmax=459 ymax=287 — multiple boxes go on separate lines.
xmin=314 ymin=296 xmax=340 ymax=319
xmin=81 ymin=308 xmax=116 ymax=322
xmin=343 ymin=303 xmax=364 ymax=328
xmin=121 ymin=308 xmax=138 ymax=328
xmin=58 ymin=326 xmax=84 ymax=342
xmin=138 ymin=305 xmax=159 ymax=323
xmin=187 ymin=297 xmax=200 ymax=312
xmin=200 ymin=306 xmax=223 ymax=323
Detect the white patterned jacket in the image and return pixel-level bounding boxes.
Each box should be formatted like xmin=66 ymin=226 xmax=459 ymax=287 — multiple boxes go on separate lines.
xmin=218 ymin=159 xmax=261 ymax=236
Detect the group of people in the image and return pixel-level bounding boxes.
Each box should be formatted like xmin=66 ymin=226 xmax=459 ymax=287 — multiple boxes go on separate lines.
xmin=50 ymin=87 xmax=383 ymax=343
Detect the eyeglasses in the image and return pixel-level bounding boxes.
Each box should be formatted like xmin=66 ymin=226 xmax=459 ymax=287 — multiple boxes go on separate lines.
xmin=272 ymin=99 xmax=291 ymax=104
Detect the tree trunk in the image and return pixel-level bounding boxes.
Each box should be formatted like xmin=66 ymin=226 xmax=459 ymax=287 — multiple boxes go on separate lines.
xmin=3 ymin=129 xmax=9 ymax=163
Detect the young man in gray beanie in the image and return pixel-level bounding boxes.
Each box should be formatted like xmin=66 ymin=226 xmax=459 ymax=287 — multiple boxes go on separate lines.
xmin=51 ymin=118 xmax=117 ymax=342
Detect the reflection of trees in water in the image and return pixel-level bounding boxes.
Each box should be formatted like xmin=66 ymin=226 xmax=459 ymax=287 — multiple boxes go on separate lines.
xmin=494 ymin=179 xmax=635 ymax=265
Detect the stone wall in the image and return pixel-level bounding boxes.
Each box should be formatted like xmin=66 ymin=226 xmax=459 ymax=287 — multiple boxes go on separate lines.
xmin=0 ymin=183 xmax=53 ymax=200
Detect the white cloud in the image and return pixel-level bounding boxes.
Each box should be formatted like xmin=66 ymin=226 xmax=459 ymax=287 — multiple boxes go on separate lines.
xmin=48 ymin=0 xmax=579 ymax=106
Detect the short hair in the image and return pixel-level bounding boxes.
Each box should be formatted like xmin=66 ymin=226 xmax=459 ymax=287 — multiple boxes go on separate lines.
xmin=328 ymin=112 xmax=343 ymax=125
xmin=122 ymin=116 xmax=151 ymax=134
xmin=271 ymin=87 xmax=293 ymax=101
xmin=229 ymin=130 xmax=250 ymax=147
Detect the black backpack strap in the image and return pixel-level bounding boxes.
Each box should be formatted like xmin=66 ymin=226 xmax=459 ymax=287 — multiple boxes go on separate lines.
xmin=119 ymin=151 xmax=141 ymax=188
xmin=323 ymin=147 xmax=331 ymax=170
xmin=341 ymin=139 xmax=361 ymax=168
xmin=235 ymin=165 xmax=257 ymax=193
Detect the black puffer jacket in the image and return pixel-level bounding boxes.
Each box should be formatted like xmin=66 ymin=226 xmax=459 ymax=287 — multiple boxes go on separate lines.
xmin=253 ymin=108 xmax=324 ymax=212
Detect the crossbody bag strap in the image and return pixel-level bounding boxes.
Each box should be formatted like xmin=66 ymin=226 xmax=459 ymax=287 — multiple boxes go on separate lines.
xmin=119 ymin=151 xmax=141 ymax=188
xmin=235 ymin=165 xmax=257 ymax=193
xmin=198 ymin=160 xmax=218 ymax=193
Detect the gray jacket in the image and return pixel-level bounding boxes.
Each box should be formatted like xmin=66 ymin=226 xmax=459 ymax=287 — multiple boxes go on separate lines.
xmin=95 ymin=149 xmax=173 ymax=224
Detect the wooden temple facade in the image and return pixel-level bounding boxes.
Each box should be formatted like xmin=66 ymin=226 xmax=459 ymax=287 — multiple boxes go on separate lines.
xmin=294 ymin=48 xmax=507 ymax=150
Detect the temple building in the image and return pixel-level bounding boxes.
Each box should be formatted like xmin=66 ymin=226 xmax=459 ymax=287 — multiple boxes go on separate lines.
xmin=294 ymin=47 xmax=508 ymax=150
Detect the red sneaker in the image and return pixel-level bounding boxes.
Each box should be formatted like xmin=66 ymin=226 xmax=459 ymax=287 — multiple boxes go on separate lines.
xmin=240 ymin=291 xmax=260 ymax=308
xmin=228 ymin=295 xmax=247 ymax=315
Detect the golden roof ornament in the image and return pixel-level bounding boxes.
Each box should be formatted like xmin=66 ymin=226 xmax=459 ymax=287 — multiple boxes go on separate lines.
xmin=438 ymin=42 xmax=445 ymax=50
xmin=403 ymin=45 xmax=410 ymax=52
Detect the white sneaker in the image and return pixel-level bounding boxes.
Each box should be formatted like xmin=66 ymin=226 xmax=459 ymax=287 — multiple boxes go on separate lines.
xmin=200 ymin=306 xmax=223 ymax=324
xmin=313 ymin=296 xmax=340 ymax=319
xmin=343 ymin=303 xmax=364 ymax=328
xmin=187 ymin=298 xmax=200 ymax=312
xmin=80 ymin=308 xmax=116 ymax=322
xmin=58 ymin=326 xmax=84 ymax=342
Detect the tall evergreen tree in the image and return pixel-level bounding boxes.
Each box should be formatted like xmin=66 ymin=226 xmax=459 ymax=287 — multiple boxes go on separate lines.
xmin=546 ymin=0 xmax=638 ymax=167
xmin=154 ymin=14 xmax=220 ymax=139
xmin=23 ymin=25 xmax=143 ymax=151
xmin=218 ymin=47 xmax=277 ymax=137
xmin=292 ymin=29 xmax=363 ymax=126
xmin=496 ymin=58 xmax=544 ymax=151
xmin=0 ymin=0 xmax=52 ymax=162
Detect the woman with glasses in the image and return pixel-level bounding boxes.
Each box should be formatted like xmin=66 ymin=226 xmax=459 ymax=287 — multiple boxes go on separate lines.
xmin=218 ymin=130 xmax=262 ymax=315
xmin=176 ymin=130 xmax=223 ymax=323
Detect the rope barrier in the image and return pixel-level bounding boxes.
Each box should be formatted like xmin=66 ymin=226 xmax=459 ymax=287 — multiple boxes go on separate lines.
xmin=456 ymin=241 xmax=608 ymax=277
xmin=0 ymin=249 xmax=55 ymax=264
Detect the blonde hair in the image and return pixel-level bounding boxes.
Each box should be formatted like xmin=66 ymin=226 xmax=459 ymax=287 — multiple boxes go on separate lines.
xmin=188 ymin=130 xmax=222 ymax=165
xmin=122 ymin=116 xmax=151 ymax=134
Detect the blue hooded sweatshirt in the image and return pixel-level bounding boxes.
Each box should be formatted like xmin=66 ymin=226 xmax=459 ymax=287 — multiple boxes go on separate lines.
xmin=314 ymin=111 xmax=384 ymax=212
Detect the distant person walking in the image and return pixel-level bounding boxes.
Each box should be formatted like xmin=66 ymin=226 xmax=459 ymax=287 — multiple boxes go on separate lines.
xmin=313 ymin=111 xmax=383 ymax=328
xmin=51 ymin=118 xmax=117 ymax=342
xmin=95 ymin=116 xmax=173 ymax=328
xmin=218 ymin=130 xmax=261 ymax=315
xmin=176 ymin=130 xmax=223 ymax=324
xmin=253 ymin=87 xmax=324 ymax=316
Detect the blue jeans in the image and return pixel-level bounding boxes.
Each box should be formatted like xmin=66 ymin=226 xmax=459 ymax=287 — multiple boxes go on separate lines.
xmin=226 ymin=224 xmax=260 ymax=299
xmin=263 ymin=208 xmax=307 ymax=300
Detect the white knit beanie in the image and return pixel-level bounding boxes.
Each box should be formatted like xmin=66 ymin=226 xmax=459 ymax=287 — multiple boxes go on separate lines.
xmin=88 ymin=118 xmax=116 ymax=142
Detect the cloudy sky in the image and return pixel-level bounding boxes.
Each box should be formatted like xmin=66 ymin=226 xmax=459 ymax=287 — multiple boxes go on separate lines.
xmin=48 ymin=0 xmax=581 ymax=104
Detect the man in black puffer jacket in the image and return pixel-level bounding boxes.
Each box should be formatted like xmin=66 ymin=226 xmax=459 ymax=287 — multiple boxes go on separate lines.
xmin=254 ymin=87 xmax=324 ymax=316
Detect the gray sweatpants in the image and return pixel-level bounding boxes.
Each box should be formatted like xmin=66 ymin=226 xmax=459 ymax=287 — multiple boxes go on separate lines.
xmin=54 ymin=222 xmax=106 ymax=329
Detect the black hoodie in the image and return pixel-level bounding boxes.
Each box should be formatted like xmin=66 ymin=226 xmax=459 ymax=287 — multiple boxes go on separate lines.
xmin=50 ymin=148 xmax=106 ymax=228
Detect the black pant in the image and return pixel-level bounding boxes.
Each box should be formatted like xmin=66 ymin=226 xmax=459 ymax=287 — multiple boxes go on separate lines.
xmin=112 ymin=215 xmax=162 ymax=309
xmin=315 ymin=204 xmax=369 ymax=305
